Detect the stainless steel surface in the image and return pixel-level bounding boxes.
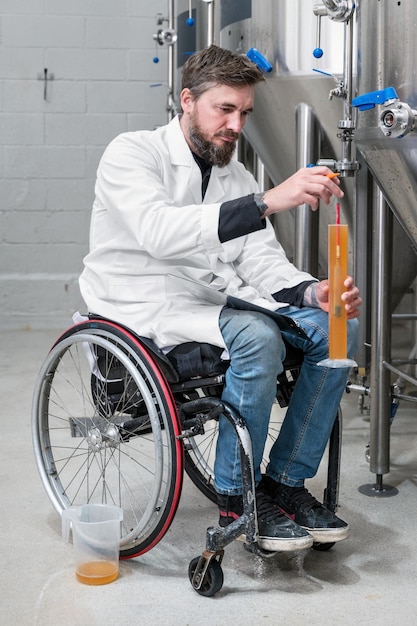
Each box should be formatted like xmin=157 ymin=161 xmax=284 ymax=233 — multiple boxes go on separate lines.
xmin=353 ymin=0 xmax=417 ymax=486
xmin=294 ymin=102 xmax=319 ymax=274
xmin=355 ymin=1 xmax=417 ymax=252
xmin=355 ymin=129 xmax=417 ymax=252
xmin=174 ymin=0 xmax=417 ymax=482
xmin=369 ymin=189 xmax=392 ymax=476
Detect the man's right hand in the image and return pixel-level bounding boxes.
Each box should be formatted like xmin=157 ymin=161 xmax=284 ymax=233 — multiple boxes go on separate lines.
xmin=262 ymin=167 xmax=344 ymax=216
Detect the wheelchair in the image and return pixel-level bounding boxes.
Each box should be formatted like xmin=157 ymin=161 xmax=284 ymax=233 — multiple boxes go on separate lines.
xmin=32 ymin=314 xmax=342 ymax=597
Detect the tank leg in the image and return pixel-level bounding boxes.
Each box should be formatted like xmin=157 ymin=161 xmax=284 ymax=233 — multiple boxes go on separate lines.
xmin=358 ymin=189 xmax=398 ymax=498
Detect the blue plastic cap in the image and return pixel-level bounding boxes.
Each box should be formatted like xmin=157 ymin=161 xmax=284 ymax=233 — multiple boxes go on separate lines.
xmin=313 ymin=48 xmax=323 ymax=59
xmin=153 ymin=57 xmax=159 ymax=64
xmin=246 ymin=48 xmax=273 ymax=73
xmin=186 ymin=17 xmax=195 ymax=27
xmin=352 ymin=86 xmax=399 ymax=111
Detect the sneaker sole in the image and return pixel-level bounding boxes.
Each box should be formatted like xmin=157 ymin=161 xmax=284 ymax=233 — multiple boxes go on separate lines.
xmin=302 ymin=525 xmax=350 ymax=544
xmin=224 ymin=535 xmax=312 ymax=552
xmin=258 ymin=534 xmax=313 ymax=552
xmin=223 ymin=528 xmax=314 ymax=552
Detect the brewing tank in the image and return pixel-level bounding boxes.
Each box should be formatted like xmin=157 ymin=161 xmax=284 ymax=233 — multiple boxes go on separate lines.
xmin=174 ymin=0 xmax=417 ymax=296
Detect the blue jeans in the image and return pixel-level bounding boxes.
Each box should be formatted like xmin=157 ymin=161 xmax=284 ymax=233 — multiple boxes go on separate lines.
xmin=214 ymin=306 xmax=359 ymax=495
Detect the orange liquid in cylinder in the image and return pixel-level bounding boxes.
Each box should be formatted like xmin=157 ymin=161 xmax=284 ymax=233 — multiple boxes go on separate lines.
xmin=76 ymin=561 xmax=119 ymax=585
xmin=328 ymin=224 xmax=349 ymax=360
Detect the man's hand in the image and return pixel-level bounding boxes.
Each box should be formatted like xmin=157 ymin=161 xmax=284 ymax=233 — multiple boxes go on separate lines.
xmin=304 ymin=277 xmax=362 ymax=319
xmin=262 ymin=166 xmax=344 ymax=215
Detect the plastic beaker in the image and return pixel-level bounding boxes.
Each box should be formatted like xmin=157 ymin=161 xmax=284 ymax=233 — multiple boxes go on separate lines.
xmin=62 ymin=504 xmax=123 ymax=585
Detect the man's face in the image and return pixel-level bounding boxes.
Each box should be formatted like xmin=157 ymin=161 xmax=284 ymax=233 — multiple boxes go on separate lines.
xmin=180 ymin=84 xmax=255 ymax=167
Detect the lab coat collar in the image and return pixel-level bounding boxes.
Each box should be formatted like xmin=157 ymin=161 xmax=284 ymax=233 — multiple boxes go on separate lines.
xmin=166 ymin=116 xmax=233 ymax=203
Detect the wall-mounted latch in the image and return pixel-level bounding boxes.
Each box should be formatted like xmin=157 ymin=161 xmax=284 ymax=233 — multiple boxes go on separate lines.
xmin=37 ymin=68 xmax=54 ymax=101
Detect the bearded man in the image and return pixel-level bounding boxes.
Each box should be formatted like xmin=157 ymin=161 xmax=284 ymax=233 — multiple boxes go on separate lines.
xmin=80 ymin=45 xmax=361 ymax=552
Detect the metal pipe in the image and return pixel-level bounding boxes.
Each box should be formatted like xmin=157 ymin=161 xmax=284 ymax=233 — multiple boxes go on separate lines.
xmin=338 ymin=5 xmax=356 ymax=173
xmin=369 ymin=187 xmax=393 ymax=479
xmin=167 ymin=0 xmax=176 ymax=120
xmin=342 ymin=10 xmax=353 ymax=122
xmin=206 ymin=1 xmax=214 ymax=46
xmin=294 ymin=103 xmax=319 ymax=275
xmin=200 ymin=0 xmax=215 ymax=47
xmin=383 ymin=361 xmax=417 ymax=389
xmin=354 ymin=154 xmax=373 ymax=369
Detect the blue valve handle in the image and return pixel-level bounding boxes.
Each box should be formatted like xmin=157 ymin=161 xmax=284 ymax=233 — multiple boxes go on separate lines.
xmin=246 ymin=48 xmax=272 ymax=73
xmin=352 ymin=87 xmax=399 ymax=111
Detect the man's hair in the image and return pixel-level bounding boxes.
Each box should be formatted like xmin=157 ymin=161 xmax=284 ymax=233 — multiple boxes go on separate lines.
xmin=181 ymin=44 xmax=264 ymax=105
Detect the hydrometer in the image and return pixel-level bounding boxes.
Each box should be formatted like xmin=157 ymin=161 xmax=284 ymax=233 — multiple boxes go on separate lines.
xmin=318 ymin=203 xmax=357 ymax=368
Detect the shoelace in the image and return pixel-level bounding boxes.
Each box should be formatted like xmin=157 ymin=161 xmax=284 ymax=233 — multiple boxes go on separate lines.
xmin=256 ymin=491 xmax=287 ymax=521
xmin=281 ymin=486 xmax=322 ymax=511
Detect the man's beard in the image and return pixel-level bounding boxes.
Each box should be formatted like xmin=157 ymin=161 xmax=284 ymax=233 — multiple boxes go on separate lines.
xmin=188 ymin=122 xmax=239 ymax=167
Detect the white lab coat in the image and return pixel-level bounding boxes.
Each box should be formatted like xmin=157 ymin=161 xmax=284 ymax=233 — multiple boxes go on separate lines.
xmin=79 ymin=116 xmax=315 ymax=349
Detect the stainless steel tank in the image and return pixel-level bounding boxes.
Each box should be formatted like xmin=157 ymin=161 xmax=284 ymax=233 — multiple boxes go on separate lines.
xmin=355 ymin=0 xmax=417 ymax=251
xmin=171 ymin=0 xmax=417 ymax=486
xmin=174 ymin=0 xmax=416 ymax=295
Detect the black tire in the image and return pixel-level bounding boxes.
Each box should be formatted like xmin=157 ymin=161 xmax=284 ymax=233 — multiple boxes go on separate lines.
xmin=313 ymin=541 xmax=335 ymax=552
xmin=32 ymin=319 xmax=183 ymax=558
xmin=188 ymin=556 xmax=224 ymax=597
xmin=184 ymin=416 xmax=219 ymax=503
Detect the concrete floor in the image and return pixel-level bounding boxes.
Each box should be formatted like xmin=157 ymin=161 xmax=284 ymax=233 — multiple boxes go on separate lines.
xmin=2 ymin=326 xmax=417 ymax=626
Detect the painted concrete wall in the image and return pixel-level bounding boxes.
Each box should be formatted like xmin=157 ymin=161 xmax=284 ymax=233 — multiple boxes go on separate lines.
xmin=0 ymin=0 xmax=169 ymax=329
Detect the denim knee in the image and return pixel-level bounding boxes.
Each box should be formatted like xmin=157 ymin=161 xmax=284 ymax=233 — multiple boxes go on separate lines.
xmin=246 ymin=315 xmax=286 ymax=367
xmin=220 ymin=309 xmax=286 ymax=372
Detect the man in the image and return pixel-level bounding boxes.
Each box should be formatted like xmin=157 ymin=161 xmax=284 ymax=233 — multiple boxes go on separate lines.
xmin=80 ymin=45 xmax=361 ymax=553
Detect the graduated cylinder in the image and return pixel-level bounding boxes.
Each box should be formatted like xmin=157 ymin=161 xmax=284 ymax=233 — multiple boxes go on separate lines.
xmin=328 ymin=222 xmax=348 ymax=360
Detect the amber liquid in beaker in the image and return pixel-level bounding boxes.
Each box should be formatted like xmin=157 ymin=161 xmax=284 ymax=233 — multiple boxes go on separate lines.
xmin=328 ymin=224 xmax=348 ymax=360
xmin=76 ymin=561 xmax=119 ymax=585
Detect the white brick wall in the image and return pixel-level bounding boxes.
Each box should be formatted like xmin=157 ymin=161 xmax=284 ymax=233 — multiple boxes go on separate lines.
xmin=0 ymin=0 xmax=169 ymax=329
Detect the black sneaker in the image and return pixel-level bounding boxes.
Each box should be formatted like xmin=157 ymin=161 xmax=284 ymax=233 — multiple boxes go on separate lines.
xmin=263 ymin=476 xmax=350 ymax=544
xmin=217 ymin=483 xmax=313 ymax=552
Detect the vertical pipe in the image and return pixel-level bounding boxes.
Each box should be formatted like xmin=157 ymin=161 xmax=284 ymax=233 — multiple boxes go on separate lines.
xmin=340 ymin=9 xmax=355 ymax=167
xmin=255 ymin=156 xmax=266 ymax=193
xmin=343 ymin=13 xmax=353 ymax=120
xmin=206 ymin=1 xmax=215 ymax=46
xmin=369 ymin=187 xmax=392 ymax=481
xmin=294 ymin=102 xmax=319 ymax=275
xmin=167 ymin=0 xmax=176 ymax=120
xmin=354 ymin=153 xmax=373 ymax=369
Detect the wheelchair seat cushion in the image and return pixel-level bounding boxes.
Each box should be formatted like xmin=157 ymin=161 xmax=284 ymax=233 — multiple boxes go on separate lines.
xmin=167 ymin=342 xmax=229 ymax=382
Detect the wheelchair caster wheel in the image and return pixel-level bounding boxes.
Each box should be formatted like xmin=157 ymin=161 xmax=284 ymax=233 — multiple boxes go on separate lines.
xmin=188 ymin=556 xmax=224 ymax=597
xmin=312 ymin=541 xmax=335 ymax=551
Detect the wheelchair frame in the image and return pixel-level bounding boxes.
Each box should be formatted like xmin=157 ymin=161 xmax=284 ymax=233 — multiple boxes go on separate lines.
xmin=32 ymin=316 xmax=342 ymax=596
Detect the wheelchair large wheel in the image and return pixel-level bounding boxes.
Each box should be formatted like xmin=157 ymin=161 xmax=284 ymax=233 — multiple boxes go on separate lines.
xmin=184 ymin=414 xmax=219 ymax=503
xmin=32 ymin=320 xmax=183 ymax=558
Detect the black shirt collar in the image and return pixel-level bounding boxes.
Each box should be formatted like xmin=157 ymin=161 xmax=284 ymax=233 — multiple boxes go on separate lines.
xmin=192 ymin=152 xmax=212 ymax=200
